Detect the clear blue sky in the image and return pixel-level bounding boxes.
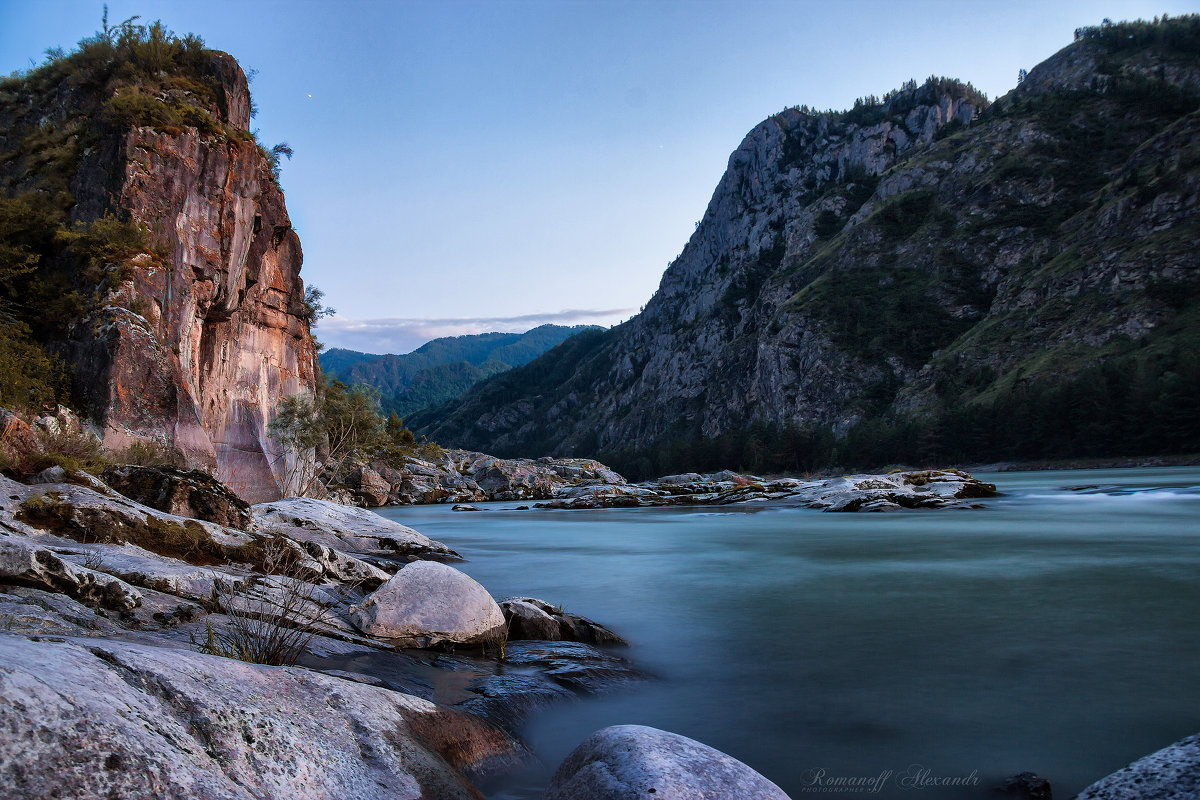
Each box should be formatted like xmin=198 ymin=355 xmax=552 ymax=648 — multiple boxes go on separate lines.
xmin=2 ymin=0 xmax=1195 ymax=353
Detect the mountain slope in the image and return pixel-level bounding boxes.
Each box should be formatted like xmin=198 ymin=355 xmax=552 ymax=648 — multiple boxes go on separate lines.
xmin=412 ymin=17 xmax=1200 ymax=477
xmin=320 ymin=324 xmax=595 ymax=417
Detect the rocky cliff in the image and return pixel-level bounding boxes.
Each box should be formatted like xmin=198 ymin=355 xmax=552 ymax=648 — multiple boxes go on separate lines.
xmin=413 ymin=17 xmax=1200 ymax=475
xmin=0 ymin=24 xmax=317 ymax=501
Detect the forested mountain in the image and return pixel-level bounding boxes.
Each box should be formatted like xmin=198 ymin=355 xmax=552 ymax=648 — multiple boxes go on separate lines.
xmin=412 ymin=17 xmax=1200 ymax=478
xmin=320 ymin=324 xmax=595 ymax=417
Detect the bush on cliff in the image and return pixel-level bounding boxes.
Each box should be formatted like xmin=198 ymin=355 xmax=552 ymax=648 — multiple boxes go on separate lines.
xmin=0 ymin=323 xmax=68 ymax=410
xmin=270 ymin=377 xmax=440 ymax=497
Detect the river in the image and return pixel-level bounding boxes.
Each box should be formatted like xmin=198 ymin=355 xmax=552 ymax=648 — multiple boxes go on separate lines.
xmin=372 ymin=467 xmax=1200 ymax=799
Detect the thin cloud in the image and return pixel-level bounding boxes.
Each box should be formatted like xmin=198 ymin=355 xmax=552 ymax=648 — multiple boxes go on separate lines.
xmin=316 ymin=308 xmax=637 ymax=355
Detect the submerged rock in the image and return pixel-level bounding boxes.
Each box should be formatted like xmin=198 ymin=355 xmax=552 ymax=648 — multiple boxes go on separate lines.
xmin=1076 ymin=732 xmax=1200 ymax=800
xmin=349 ymin=560 xmax=507 ymax=646
xmin=0 ymin=634 xmax=514 ymax=799
xmin=544 ymin=724 xmax=790 ymax=800
xmin=994 ymin=771 xmax=1052 ymax=799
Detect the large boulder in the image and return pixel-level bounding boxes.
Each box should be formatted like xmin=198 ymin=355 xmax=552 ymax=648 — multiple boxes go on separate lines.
xmin=0 ymin=634 xmax=514 ymax=800
xmin=102 ymin=465 xmax=253 ymax=529
xmin=1076 ymin=732 xmax=1200 ymax=800
xmin=348 ymin=560 xmax=506 ymax=646
xmin=544 ymin=724 xmax=790 ymax=800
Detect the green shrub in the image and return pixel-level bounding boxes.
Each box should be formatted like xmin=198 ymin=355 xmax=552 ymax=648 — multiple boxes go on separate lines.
xmin=64 ymin=211 xmax=151 ymax=287
xmin=107 ymin=439 xmax=187 ymax=467
xmin=102 ymin=88 xmax=181 ymax=130
xmin=0 ymin=321 xmax=68 ymax=409
xmin=31 ymin=426 xmax=109 ymax=475
xmin=875 ymin=190 xmax=935 ymax=240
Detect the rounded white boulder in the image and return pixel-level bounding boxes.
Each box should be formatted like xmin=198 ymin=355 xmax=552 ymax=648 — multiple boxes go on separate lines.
xmin=349 ymin=560 xmax=506 ymax=645
xmin=544 ymin=724 xmax=790 ymax=800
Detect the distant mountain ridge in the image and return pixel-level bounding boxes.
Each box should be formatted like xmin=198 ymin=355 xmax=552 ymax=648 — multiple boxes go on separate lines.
xmin=320 ymin=324 xmax=597 ymax=417
xmin=411 ymin=17 xmax=1200 ymax=478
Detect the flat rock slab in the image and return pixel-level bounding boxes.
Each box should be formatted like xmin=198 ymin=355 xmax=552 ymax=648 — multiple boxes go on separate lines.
xmin=0 ymin=634 xmax=514 ymax=800
xmin=1076 ymin=732 xmax=1200 ymax=800
xmin=349 ymin=560 xmax=506 ymax=646
xmin=544 ymin=724 xmax=790 ymax=800
xmin=252 ymin=497 xmax=457 ymax=559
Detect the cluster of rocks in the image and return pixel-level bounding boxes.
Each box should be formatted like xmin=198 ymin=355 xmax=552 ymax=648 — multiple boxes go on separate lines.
xmin=333 ymin=450 xmax=625 ymax=507
xmin=538 ymin=468 xmax=999 ymax=511
xmin=325 ymin=446 xmax=1001 ymax=514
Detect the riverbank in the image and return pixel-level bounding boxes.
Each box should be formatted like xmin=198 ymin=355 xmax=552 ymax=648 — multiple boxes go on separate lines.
xmin=0 ymin=461 xmax=796 ymax=796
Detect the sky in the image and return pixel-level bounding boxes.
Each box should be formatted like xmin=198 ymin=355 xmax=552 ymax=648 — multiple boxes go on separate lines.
xmin=2 ymin=0 xmax=1196 ymax=354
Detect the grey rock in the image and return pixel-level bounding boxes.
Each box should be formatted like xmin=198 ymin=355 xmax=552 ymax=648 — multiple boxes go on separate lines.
xmin=502 ymin=597 xmax=561 ymax=640
xmin=537 ymin=469 xmax=995 ymax=511
xmin=349 ymin=560 xmax=506 ymax=646
xmin=101 ymin=465 xmax=253 ymax=529
xmin=543 ymin=724 xmax=790 ymax=800
xmin=252 ymin=497 xmax=458 ymax=559
xmin=0 ymin=587 xmax=125 ymax=637
xmin=1075 ymin=732 xmax=1200 ymax=800
xmin=0 ymin=535 xmax=142 ymax=611
xmin=501 ymin=597 xmax=627 ymax=645
xmin=0 ymin=634 xmax=513 ymax=799
xmin=29 ymin=467 xmax=115 ymax=495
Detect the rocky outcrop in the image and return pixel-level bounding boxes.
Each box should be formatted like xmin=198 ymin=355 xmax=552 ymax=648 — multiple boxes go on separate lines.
xmin=102 ymin=465 xmax=253 ymax=529
xmin=0 ymin=413 xmax=646 ymax=800
xmin=0 ymin=535 xmax=142 ymax=611
xmin=2 ymin=42 xmax=318 ymax=503
xmin=91 ymin=56 xmax=317 ymax=504
xmin=348 ymin=560 xmax=507 ymax=647
xmin=326 ymin=450 xmax=995 ymax=513
xmin=1075 ymin=732 xmax=1200 ymax=800
xmin=0 ymin=634 xmax=511 ymax=800
xmin=537 ymin=468 xmax=997 ymax=511
xmin=543 ymin=724 xmax=791 ymax=800
xmin=334 ymin=450 xmax=627 ymax=508
xmin=251 ymin=496 xmax=459 ymax=560
xmin=500 ymin=597 xmax=627 ymax=645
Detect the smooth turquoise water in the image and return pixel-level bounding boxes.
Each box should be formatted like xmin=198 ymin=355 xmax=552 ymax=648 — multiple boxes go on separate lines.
xmin=376 ymin=467 xmax=1200 ymax=799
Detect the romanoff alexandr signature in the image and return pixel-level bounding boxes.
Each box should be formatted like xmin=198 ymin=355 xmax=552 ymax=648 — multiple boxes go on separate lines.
xmin=798 ymin=765 xmax=982 ymax=793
